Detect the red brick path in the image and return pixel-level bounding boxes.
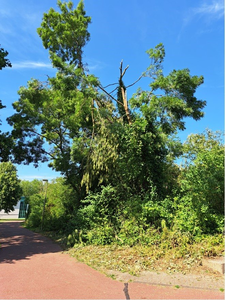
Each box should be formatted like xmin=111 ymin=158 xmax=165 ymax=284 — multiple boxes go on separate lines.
xmin=0 ymin=222 xmax=223 ymax=299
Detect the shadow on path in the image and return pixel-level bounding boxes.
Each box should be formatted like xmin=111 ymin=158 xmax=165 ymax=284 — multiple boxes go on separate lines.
xmin=0 ymin=222 xmax=61 ymax=264
xmin=123 ymin=283 xmax=130 ymax=299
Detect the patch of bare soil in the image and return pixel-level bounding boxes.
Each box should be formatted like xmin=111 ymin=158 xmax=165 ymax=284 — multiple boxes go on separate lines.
xmin=104 ymin=265 xmax=224 ymax=291
xmin=105 ymin=269 xmax=224 ymax=291
xmin=102 ymin=258 xmax=224 ymax=291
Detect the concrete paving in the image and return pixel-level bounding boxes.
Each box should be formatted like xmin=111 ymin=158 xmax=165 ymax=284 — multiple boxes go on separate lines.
xmin=202 ymin=257 xmax=225 ymax=274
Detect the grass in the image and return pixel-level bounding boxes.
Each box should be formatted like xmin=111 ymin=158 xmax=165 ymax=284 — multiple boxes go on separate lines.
xmin=24 ymin=224 xmax=224 ymax=277
xmin=66 ymin=240 xmax=224 ymax=277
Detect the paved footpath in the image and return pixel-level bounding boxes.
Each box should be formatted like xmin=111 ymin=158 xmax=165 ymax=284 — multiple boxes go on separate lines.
xmin=0 ymin=222 xmax=223 ymax=299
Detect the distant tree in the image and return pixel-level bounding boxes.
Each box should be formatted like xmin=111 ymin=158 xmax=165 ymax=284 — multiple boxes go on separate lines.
xmin=0 ymin=46 xmax=13 ymax=163
xmin=20 ymin=179 xmax=42 ymax=202
xmin=0 ymin=162 xmax=22 ymax=213
xmin=23 ymin=178 xmax=77 ymax=230
xmin=0 ymin=46 xmax=11 ymax=70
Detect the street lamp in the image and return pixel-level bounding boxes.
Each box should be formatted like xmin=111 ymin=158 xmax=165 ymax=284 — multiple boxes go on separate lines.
xmin=41 ymin=179 xmax=48 ymax=230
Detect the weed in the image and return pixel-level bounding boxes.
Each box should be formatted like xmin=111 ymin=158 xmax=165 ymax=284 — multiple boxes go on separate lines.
xmin=108 ymin=274 xmax=117 ymax=280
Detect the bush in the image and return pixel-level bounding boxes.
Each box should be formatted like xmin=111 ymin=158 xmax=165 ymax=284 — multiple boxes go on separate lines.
xmin=26 ymin=194 xmax=43 ymax=228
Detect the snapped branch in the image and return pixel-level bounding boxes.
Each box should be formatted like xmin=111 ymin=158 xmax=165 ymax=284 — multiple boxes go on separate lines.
xmin=119 ymin=60 xmax=129 ymax=79
xmin=98 ymin=85 xmax=124 ymax=106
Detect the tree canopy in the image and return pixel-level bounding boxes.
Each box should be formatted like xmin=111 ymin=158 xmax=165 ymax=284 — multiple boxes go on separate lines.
xmin=0 ymin=162 xmax=22 ymax=212
xmin=7 ymin=1 xmax=206 ymax=207
xmin=0 ymin=46 xmax=11 ymax=70
xmin=0 ymin=46 xmax=13 ymax=163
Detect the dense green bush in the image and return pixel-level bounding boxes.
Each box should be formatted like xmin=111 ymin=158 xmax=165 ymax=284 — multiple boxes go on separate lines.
xmin=173 ymin=130 xmax=224 ymax=234
xmin=63 ymin=130 xmax=224 ymax=247
xmin=26 ymin=194 xmax=44 ymax=228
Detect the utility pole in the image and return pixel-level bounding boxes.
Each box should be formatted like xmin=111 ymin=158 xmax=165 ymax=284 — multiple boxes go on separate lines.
xmin=41 ymin=179 xmax=48 ymax=231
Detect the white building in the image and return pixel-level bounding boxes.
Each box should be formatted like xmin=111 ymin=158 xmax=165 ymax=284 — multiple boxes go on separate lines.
xmin=0 ymin=197 xmax=28 ymax=219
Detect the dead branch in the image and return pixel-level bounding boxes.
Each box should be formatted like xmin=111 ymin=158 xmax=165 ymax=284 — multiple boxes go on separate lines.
xmin=109 ymin=86 xmax=119 ymax=95
xmin=126 ymin=74 xmax=143 ymax=88
xmin=119 ymin=60 xmax=129 ymax=79
xmin=102 ymin=82 xmax=118 ymax=89
xmin=98 ymin=85 xmax=124 ymax=106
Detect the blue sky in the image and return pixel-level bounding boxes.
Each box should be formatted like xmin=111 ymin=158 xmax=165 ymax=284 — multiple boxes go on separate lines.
xmin=0 ymin=0 xmax=224 ymax=181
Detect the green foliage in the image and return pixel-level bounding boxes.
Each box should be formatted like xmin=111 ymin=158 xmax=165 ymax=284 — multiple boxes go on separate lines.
xmin=117 ymin=219 xmax=147 ymax=246
xmin=7 ymin=70 xmax=96 ymax=195
xmin=37 ymin=0 xmax=91 ymax=68
xmin=74 ymin=185 xmax=121 ymax=244
xmin=26 ymin=194 xmax=44 ymax=228
xmin=7 ymin=1 xmax=95 ymax=188
xmin=20 ymin=179 xmax=42 ymax=202
xmin=173 ymin=130 xmax=224 ymax=234
xmin=0 ymin=46 xmax=14 ymax=163
xmin=0 ymin=131 xmax=14 ymax=163
xmin=0 ymin=162 xmax=22 ymax=212
xmin=81 ymin=185 xmax=121 ymax=224
xmin=85 ymin=223 xmax=115 ymax=245
xmin=79 ymin=119 xmax=120 ymax=191
xmin=65 ymin=129 xmax=223 ymax=247
xmin=8 ymin=10 xmax=205 ymax=201
xmin=24 ymin=178 xmax=77 ymax=231
xmin=44 ymin=178 xmax=78 ymax=230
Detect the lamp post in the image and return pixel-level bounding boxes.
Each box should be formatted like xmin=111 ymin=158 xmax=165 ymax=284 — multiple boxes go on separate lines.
xmin=41 ymin=179 xmax=48 ymax=231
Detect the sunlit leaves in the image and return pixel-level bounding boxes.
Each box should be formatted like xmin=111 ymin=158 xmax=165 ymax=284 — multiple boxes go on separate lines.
xmin=37 ymin=0 xmax=91 ymax=68
xmin=131 ymin=47 xmax=206 ymax=135
xmin=0 ymin=162 xmax=22 ymax=212
xmin=178 ymin=130 xmax=224 ymax=233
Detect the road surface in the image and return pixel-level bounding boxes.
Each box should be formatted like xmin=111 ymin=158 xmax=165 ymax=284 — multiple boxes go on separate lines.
xmin=0 ymin=221 xmax=223 ymax=299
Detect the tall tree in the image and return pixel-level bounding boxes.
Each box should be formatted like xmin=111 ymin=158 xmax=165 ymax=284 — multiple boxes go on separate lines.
xmin=7 ymin=0 xmax=96 ymax=204
xmin=7 ymin=1 xmax=206 ymax=208
xmin=0 ymin=162 xmax=22 ymax=212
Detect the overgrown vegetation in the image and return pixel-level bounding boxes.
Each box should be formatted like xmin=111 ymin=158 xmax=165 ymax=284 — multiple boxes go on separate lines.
xmin=68 ymin=233 xmax=224 ymax=275
xmin=0 ymin=1 xmax=224 ymax=270
xmin=19 ymin=122 xmax=225 ymax=274
xmin=21 ymin=128 xmax=224 ymax=253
